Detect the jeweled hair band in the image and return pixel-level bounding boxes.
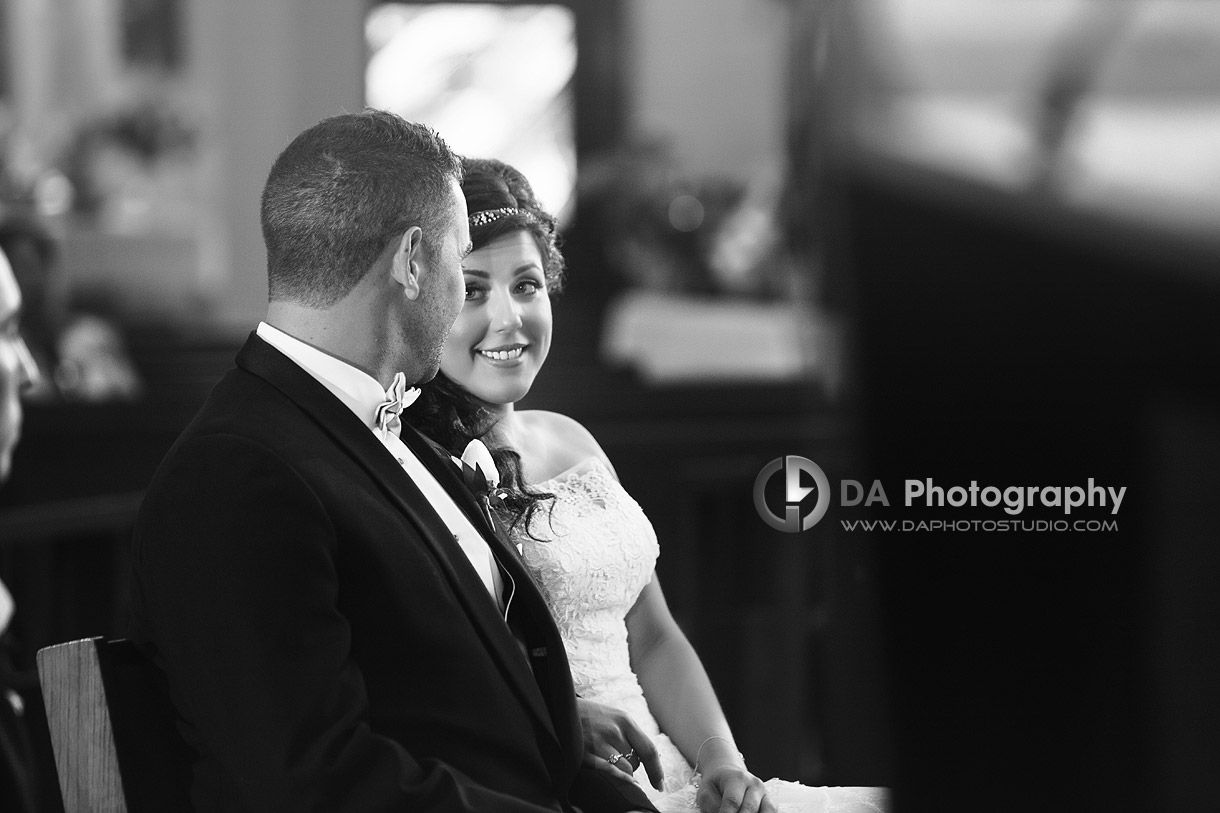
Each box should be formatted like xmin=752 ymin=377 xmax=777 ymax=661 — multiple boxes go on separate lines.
xmin=468 ymin=207 xmax=537 ymax=228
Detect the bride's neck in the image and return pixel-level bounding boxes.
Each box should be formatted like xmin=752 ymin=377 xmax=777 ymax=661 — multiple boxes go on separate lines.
xmin=487 ymin=404 xmax=527 ymax=451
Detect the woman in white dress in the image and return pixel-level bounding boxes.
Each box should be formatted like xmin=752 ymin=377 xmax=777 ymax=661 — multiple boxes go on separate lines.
xmin=411 ymin=158 xmax=887 ymax=813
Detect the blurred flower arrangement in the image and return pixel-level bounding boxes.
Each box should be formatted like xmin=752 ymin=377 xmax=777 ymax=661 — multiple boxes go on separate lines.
xmin=58 ymin=100 xmax=195 ymax=219
xmin=578 ymin=141 xmax=831 ymax=386
xmin=0 ymin=104 xmax=68 ymax=218
xmin=576 ymin=140 xmax=802 ymax=300
xmin=0 ymin=98 xmax=197 ymax=233
xmin=0 ymin=211 xmax=144 ymax=404
xmin=0 ymin=104 xmax=165 ymax=403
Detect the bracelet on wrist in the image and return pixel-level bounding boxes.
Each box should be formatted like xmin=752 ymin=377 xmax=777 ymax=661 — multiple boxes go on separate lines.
xmin=693 ymin=735 xmax=744 ymax=775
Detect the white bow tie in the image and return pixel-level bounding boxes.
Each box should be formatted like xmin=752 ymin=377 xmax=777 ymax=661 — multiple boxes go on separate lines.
xmin=375 ymin=372 xmax=420 ymax=438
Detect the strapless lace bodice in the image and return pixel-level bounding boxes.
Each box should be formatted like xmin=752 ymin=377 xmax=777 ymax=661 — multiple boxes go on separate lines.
xmin=519 ymin=457 xmax=697 ymax=801
xmin=517 ymin=458 xmax=889 ymax=813
xmin=520 ymin=458 xmax=659 ymax=705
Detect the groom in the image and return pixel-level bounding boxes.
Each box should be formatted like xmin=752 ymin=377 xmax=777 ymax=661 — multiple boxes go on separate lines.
xmin=129 ymin=110 xmax=656 ymax=813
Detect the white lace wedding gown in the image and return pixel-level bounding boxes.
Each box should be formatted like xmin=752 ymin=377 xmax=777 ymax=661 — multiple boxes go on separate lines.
xmin=516 ymin=458 xmax=889 ymax=813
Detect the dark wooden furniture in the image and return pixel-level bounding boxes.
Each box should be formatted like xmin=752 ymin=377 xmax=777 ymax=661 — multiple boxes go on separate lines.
xmin=36 ymin=637 xmax=193 ymax=813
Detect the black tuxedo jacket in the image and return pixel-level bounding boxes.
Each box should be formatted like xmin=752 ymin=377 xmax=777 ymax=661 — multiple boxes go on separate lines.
xmin=130 ymin=334 xmax=655 ymax=813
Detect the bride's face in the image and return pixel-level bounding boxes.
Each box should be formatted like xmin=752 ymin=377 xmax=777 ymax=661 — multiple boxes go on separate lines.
xmin=440 ymin=229 xmax=552 ymax=408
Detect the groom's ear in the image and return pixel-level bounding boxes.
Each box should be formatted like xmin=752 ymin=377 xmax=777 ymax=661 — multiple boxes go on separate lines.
xmin=390 ymin=226 xmax=425 ymax=300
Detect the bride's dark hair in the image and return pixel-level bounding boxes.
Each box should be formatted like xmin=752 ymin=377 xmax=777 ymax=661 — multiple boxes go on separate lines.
xmin=411 ymin=157 xmax=564 ymax=535
xmin=458 ymin=157 xmax=566 ymax=289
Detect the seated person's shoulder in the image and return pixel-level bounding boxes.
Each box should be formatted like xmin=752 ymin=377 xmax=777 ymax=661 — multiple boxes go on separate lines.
xmin=515 ymin=410 xmax=617 ymax=481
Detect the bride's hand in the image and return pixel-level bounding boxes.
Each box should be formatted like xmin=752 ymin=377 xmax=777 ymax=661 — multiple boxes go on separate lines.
xmin=575 ymin=698 xmax=665 ymax=790
xmin=696 ymin=764 xmax=776 ymax=813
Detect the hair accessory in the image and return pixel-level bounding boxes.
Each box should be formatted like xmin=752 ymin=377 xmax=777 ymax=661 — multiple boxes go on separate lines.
xmin=468 ymin=207 xmax=537 ymax=228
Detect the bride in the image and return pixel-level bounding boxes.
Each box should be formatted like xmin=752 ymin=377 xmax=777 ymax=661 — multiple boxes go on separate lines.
xmin=411 ymin=158 xmax=888 ymax=813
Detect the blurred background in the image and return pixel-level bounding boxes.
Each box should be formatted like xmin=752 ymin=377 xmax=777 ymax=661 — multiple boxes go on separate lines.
xmin=1 ymin=1 xmax=1219 ymax=811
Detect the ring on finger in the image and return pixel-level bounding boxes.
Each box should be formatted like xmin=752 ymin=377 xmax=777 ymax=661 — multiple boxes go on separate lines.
xmin=607 ymin=748 xmax=637 ymax=768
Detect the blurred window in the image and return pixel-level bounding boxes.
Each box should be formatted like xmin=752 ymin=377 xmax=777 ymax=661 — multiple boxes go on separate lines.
xmin=366 ymin=3 xmax=577 ymax=221
xmin=859 ymin=0 xmax=1220 ymax=235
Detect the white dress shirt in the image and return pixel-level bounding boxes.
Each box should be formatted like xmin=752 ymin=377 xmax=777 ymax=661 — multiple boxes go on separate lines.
xmin=255 ymin=322 xmax=505 ymax=612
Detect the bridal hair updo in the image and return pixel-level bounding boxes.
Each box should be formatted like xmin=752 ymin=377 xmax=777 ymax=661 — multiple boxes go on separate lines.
xmin=412 ymin=157 xmax=563 ymax=535
xmin=461 ymin=157 xmax=565 ymax=290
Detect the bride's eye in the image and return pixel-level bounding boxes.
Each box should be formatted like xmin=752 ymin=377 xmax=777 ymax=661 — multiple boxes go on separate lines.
xmin=514 ymin=278 xmax=543 ymax=296
xmin=463 ymin=282 xmax=487 ymax=301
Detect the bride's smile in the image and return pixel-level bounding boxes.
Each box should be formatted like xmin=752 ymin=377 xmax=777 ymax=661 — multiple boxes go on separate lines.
xmin=476 ymin=343 xmax=527 ymax=363
xmin=441 ymin=229 xmax=552 ymax=408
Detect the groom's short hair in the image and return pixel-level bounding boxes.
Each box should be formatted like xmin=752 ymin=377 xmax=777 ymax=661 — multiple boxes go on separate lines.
xmin=261 ymin=109 xmax=462 ymax=307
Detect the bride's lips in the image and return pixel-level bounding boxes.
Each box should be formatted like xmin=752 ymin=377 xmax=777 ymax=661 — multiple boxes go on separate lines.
xmin=476 ymin=343 xmax=528 ymax=366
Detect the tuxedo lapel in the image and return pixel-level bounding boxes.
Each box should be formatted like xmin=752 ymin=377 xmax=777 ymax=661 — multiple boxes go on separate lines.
xmin=398 ymin=428 xmax=490 ymax=530
xmin=398 ymin=426 xmax=523 ymax=566
xmin=397 ymin=425 xmax=557 ymax=650
xmin=234 ymin=335 xmax=563 ymax=752
xmin=397 ymin=424 xmax=582 ymax=768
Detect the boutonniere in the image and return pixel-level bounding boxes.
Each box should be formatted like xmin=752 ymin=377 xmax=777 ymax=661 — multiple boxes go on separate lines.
xmin=454 ymin=439 xmax=508 ymax=527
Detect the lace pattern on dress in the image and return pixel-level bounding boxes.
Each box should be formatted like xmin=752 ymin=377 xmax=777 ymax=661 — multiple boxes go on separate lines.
xmin=519 ymin=458 xmax=659 ymax=702
xmin=518 ymin=460 xmax=695 ymax=798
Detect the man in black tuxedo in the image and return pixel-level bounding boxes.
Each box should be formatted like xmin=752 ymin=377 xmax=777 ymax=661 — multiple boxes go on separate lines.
xmin=129 ymin=110 xmax=656 ymax=812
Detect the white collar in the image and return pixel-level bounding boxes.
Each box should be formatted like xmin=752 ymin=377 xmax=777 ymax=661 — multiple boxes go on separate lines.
xmin=256 ymin=321 xmax=389 ymax=430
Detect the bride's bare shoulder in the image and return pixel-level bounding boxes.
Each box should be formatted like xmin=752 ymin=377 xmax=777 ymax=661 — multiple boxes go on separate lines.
xmin=516 ymin=410 xmax=617 ymax=481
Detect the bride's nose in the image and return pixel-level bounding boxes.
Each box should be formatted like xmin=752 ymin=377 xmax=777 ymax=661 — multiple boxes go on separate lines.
xmin=490 ymin=289 xmax=524 ymax=332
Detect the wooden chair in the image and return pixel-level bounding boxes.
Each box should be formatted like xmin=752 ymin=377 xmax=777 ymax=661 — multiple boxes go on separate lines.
xmin=36 ymin=637 xmax=193 ymax=812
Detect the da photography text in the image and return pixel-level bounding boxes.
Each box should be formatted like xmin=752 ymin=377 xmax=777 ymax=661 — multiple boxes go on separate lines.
xmin=843 ymin=478 xmax=1126 ymax=516
xmin=753 ymin=456 xmax=1126 ymax=533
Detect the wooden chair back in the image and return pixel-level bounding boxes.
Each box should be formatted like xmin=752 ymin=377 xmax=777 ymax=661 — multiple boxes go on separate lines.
xmin=36 ymin=637 xmax=193 ymax=812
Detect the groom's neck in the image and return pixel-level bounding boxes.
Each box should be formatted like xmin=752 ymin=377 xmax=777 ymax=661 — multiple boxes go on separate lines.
xmin=265 ymin=298 xmax=389 ymax=385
